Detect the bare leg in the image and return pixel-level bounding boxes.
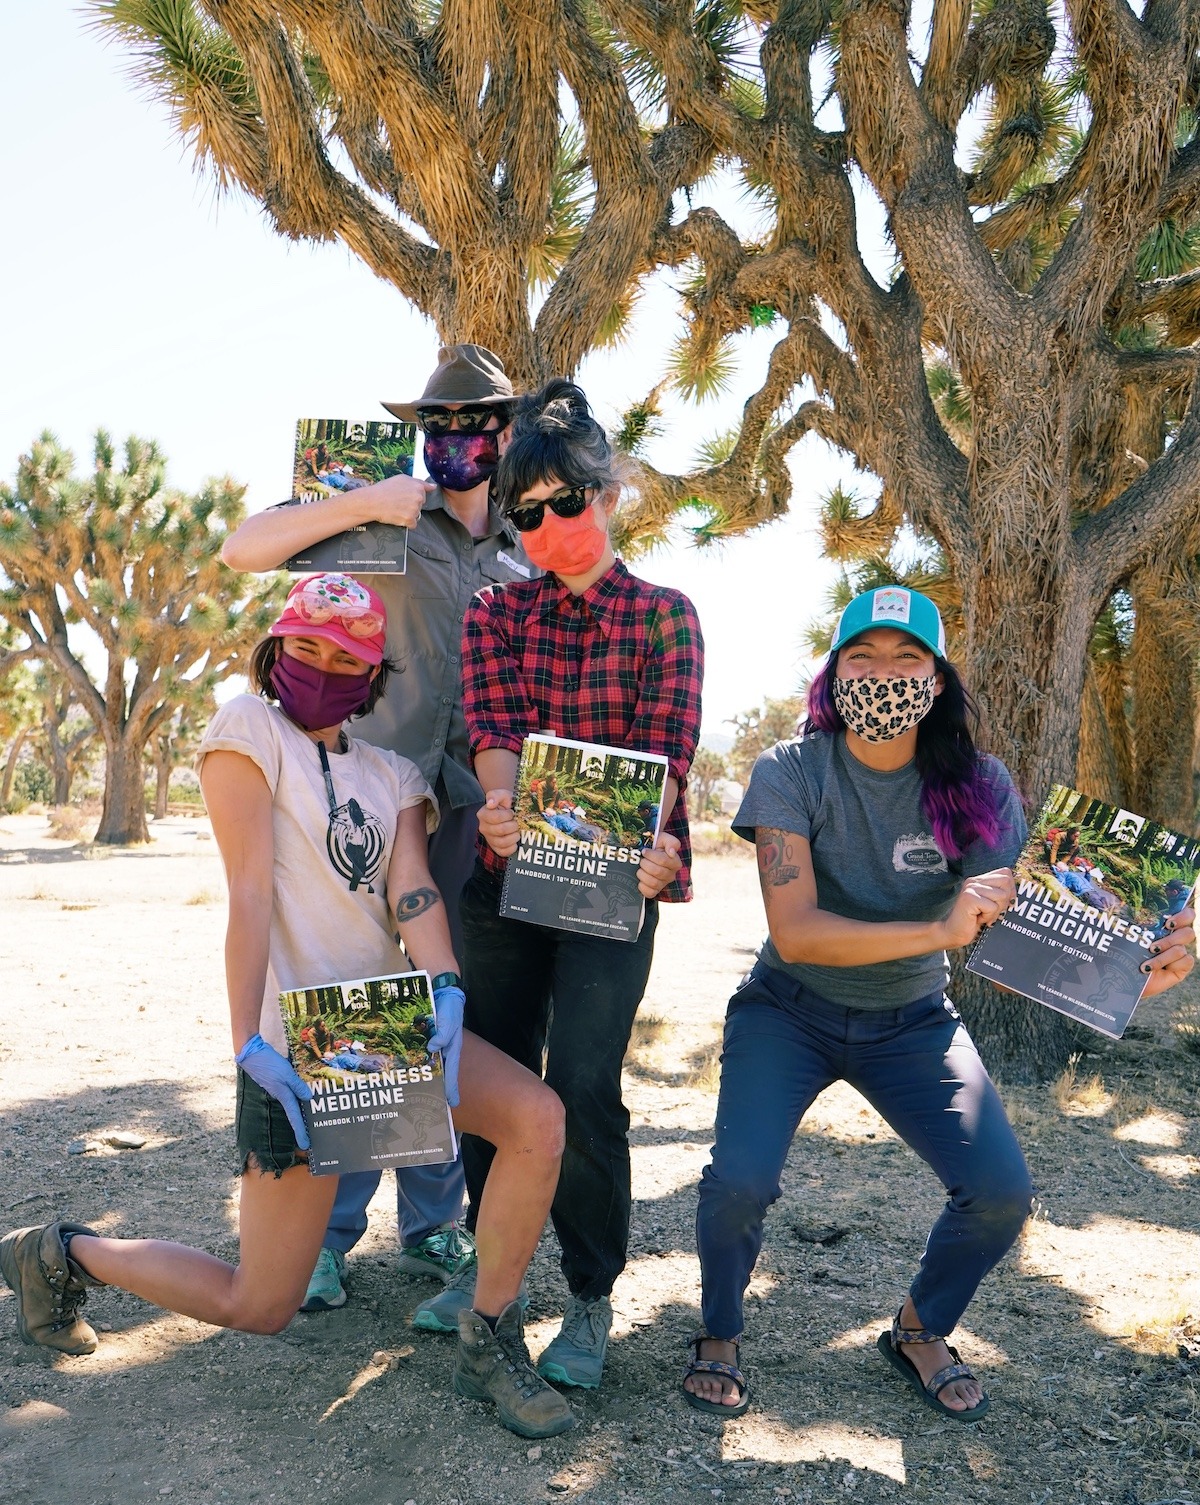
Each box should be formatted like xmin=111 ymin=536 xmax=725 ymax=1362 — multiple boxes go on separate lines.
xmin=67 ymin=1165 xmax=337 ymax=1335
xmin=896 ymin=1295 xmax=984 ymax=1413
xmin=450 ymin=1030 xmax=564 ymax=1316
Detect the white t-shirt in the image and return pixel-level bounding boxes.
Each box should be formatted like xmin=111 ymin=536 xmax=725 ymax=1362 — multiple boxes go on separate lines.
xmin=196 ymin=695 xmax=438 ymax=1051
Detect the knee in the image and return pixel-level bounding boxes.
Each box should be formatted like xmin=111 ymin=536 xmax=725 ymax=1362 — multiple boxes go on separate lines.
xmin=960 ymin=1167 xmax=1034 ymax=1243
xmin=513 ymin=1081 xmax=565 ymax=1163
xmin=226 ymin=1297 xmax=300 ymax=1336
xmin=697 ymin=1160 xmax=780 ymax=1227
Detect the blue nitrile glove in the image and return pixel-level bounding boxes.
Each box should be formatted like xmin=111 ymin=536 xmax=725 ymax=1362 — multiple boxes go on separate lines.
xmin=235 ymin=1034 xmax=313 ymax=1150
xmin=428 ymin=986 xmax=466 ymax=1109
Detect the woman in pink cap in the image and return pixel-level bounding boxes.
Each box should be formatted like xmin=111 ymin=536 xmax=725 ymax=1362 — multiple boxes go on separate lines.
xmin=0 ymin=573 xmax=574 ymax=1439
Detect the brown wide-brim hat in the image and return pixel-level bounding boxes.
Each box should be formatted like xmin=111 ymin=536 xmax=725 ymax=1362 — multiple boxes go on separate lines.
xmin=382 ymin=343 xmax=515 ymax=421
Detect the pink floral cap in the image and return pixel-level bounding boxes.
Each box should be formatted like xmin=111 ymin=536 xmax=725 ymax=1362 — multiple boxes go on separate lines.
xmin=268 ymin=573 xmax=388 ymax=664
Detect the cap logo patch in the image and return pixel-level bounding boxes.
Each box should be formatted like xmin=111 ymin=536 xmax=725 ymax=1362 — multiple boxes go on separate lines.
xmin=871 ymin=588 xmax=911 ymax=624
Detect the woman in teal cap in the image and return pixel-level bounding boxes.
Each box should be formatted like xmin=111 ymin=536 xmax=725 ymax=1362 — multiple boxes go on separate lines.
xmin=684 ymin=586 xmax=1196 ymax=1421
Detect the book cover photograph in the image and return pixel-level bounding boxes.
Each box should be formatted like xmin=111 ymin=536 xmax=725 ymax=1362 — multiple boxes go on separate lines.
xmin=279 ymin=970 xmax=455 ymax=1176
xmin=499 ymin=734 xmax=670 ymax=941
xmin=967 ymin=784 xmax=1200 ymax=1038
xmin=283 ymin=417 xmax=417 ymax=574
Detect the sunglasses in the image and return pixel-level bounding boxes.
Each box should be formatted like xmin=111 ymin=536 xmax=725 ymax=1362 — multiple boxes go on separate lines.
xmin=415 ymin=404 xmax=509 ymax=435
xmin=506 ymin=486 xmax=593 ymax=532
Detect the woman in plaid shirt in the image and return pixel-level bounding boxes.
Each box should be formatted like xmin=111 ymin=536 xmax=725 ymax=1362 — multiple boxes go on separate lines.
xmin=458 ymin=380 xmax=704 ymax=1391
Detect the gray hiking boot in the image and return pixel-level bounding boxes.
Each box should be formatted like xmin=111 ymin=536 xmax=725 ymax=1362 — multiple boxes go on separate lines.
xmin=0 ymin=1221 xmax=104 ymax=1356
xmin=455 ymin=1301 xmax=574 ymax=1438
xmin=537 ymin=1293 xmax=612 ymax=1389
xmin=412 ymin=1253 xmax=529 ymax=1333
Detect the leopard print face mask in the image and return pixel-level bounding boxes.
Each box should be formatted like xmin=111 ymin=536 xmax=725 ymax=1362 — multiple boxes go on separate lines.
xmin=832 ymin=674 xmax=937 ymax=743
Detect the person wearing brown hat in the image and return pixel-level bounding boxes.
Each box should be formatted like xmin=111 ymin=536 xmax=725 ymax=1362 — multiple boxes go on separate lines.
xmin=222 ymin=344 xmax=538 ymax=1319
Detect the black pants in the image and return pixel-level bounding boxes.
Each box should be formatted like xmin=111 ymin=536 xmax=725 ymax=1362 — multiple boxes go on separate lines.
xmin=460 ymin=864 xmax=659 ymax=1300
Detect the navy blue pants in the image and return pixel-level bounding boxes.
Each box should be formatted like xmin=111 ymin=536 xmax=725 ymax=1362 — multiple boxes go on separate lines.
xmin=696 ymin=963 xmax=1033 ymax=1340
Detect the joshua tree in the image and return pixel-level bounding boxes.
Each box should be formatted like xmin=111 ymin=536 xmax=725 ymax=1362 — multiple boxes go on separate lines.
xmin=92 ymin=1 xmax=1200 ymax=1069
xmin=0 ymin=660 xmax=39 ymax=811
xmin=0 ymin=431 xmax=285 ymax=843
xmin=33 ymin=667 xmax=99 ymax=807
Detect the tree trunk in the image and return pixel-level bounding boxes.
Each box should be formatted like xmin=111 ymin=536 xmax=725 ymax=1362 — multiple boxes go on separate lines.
xmin=951 ymin=503 xmax=1095 ymax=1079
xmin=95 ymin=737 xmax=150 ymax=845
xmin=1130 ymin=569 xmax=1199 ymax=831
xmin=1 ymin=729 xmax=28 ymax=809
xmin=154 ymin=744 xmax=171 ymax=821
xmin=1076 ymin=662 xmax=1130 ymax=809
xmin=47 ymin=733 xmax=70 ymax=806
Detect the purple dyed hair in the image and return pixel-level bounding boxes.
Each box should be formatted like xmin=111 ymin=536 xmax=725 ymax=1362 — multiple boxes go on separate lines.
xmin=804 ymin=652 xmax=1006 ymax=860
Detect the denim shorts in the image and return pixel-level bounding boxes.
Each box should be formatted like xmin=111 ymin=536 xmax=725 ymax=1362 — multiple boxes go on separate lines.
xmin=234 ymin=1069 xmax=308 ymax=1177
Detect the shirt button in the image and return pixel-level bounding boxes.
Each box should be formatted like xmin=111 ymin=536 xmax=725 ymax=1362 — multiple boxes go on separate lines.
xmin=442 ymin=697 xmax=451 ymax=705
xmin=458 ymin=613 xmax=464 ymax=622
xmin=433 ymin=738 xmax=443 ymax=747
xmin=461 ymin=542 xmax=470 ymax=553
xmin=450 ymin=654 xmax=459 ymax=662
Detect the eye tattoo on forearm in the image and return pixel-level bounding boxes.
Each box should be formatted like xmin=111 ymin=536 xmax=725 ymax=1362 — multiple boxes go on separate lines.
xmin=395 ymin=887 xmax=441 ymax=924
xmin=757 ymin=828 xmax=800 ymax=887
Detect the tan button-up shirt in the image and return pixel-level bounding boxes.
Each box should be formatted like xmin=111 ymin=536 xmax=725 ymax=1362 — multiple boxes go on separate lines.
xmin=349 ymin=490 xmax=537 ymax=807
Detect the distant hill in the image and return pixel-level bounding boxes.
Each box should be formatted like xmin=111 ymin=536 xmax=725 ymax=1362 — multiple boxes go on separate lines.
xmin=700 ymin=731 xmax=733 ymax=755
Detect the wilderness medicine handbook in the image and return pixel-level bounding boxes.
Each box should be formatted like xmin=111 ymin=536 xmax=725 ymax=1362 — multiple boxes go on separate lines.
xmin=967 ymin=784 xmax=1200 ymax=1038
xmin=283 ymin=417 xmax=417 ymax=574
xmin=280 ymin=970 xmax=455 ymax=1175
xmin=499 ymin=733 xmax=669 ymax=942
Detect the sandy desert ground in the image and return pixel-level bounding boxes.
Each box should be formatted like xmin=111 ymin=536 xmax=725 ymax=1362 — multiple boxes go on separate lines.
xmin=0 ymin=812 xmax=1198 ymax=1505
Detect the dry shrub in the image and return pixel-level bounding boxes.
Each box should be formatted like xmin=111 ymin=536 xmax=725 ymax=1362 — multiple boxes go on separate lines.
xmin=47 ymin=806 xmax=84 ymax=841
xmin=1052 ymin=1052 xmax=1115 ymax=1116
xmin=685 ymin=1038 xmax=723 ymax=1090
xmin=629 ymin=1013 xmax=668 ymax=1052
xmin=690 ymin=822 xmax=746 ymax=857
xmin=185 ymin=889 xmax=221 ymax=907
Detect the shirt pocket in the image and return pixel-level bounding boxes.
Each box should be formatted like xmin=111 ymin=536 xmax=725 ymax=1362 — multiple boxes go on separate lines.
xmin=403 ymin=532 xmax=456 ymax=598
xmin=478 ymin=553 xmax=529 ymax=587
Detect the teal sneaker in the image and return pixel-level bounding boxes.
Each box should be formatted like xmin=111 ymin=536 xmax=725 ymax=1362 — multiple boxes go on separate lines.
xmin=300 ymin=1247 xmax=347 ymax=1312
xmin=411 ymin=1254 xmax=529 ymax=1333
xmin=396 ymin=1222 xmax=476 ymax=1284
xmin=536 ymin=1294 xmax=612 ymax=1389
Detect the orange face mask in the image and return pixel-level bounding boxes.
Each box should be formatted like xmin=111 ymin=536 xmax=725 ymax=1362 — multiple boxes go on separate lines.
xmin=520 ymin=506 xmax=608 ymax=576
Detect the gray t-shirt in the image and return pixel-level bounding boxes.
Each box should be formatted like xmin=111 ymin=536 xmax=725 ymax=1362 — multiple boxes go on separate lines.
xmin=733 ymin=732 xmax=1026 ymax=1008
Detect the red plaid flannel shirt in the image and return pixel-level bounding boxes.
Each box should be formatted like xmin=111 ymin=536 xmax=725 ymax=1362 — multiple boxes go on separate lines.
xmin=462 ymin=560 xmax=704 ymax=902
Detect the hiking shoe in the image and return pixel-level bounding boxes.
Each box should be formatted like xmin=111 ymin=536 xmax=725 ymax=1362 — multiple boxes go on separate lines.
xmin=537 ymin=1294 xmax=612 ymax=1389
xmin=396 ymin=1222 xmax=475 ymax=1284
xmin=0 ymin=1221 xmax=103 ymax=1356
xmin=455 ymin=1301 xmax=574 ymax=1438
xmin=300 ymin=1247 xmax=347 ymax=1312
xmin=412 ymin=1254 xmax=529 ymax=1333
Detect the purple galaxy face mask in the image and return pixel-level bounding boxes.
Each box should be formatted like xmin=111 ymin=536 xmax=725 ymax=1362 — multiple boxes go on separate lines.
xmin=422 ymin=431 xmax=500 ymax=492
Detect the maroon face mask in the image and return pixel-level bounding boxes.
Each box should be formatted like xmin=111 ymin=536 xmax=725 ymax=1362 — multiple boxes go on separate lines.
xmin=271 ymin=653 xmax=373 ymax=731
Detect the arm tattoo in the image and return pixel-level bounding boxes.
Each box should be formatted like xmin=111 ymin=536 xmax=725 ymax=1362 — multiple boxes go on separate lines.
xmin=757 ymin=828 xmax=800 ymax=888
xmin=394 ymin=886 xmax=441 ymax=925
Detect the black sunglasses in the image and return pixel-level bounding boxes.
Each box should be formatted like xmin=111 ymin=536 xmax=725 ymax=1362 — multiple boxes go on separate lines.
xmin=507 ymin=486 xmax=593 ymax=532
xmin=414 ymin=404 xmax=509 ymax=436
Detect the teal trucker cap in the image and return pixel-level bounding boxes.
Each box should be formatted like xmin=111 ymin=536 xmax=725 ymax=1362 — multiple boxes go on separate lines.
xmin=830 ymin=586 xmax=947 ymax=658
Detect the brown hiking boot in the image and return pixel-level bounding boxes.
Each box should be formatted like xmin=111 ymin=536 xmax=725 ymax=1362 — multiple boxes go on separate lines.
xmin=0 ymin=1221 xmax=103 ymax=1356
xmin=454 ymin=1301 xmax=575 ymax=1438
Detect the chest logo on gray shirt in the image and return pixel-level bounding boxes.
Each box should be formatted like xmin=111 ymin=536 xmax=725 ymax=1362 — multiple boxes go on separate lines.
xmin=326 ymin=799 xmax=388 ymax=893
xmin=892 ymin=833 xmax=948 ymax=874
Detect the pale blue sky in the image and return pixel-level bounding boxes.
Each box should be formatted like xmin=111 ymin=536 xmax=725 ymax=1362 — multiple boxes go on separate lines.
xmin=0 ymin=7 xmax=877 ymax=738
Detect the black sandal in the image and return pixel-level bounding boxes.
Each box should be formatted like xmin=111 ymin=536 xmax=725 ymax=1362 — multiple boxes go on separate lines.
xmin=682 ymin=1332 xmax=751 ymax=1417
xmin=877 ymin=1310 xmax=989 ymax=1422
